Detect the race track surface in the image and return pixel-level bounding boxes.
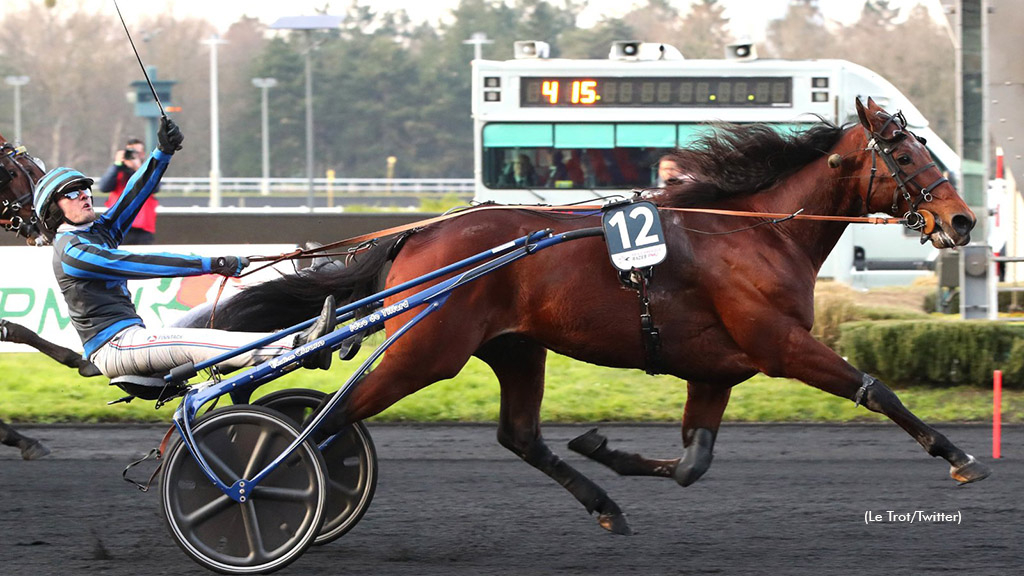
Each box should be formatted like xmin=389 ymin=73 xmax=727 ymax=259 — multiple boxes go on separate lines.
xmin=1 ymin=423 xmax=1019 ymax=575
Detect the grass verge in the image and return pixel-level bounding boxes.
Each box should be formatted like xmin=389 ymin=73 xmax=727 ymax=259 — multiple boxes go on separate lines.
xmin=0 ymin=350 xmax=1017 ymax=424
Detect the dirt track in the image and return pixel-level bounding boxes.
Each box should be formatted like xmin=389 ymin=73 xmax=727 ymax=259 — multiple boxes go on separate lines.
xmin=0 ymin=423 xmax=1019 ymax=575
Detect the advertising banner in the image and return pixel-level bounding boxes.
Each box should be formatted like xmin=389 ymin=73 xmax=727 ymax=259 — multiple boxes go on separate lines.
xmin=0 ymin=244 xmax=299 ymax=354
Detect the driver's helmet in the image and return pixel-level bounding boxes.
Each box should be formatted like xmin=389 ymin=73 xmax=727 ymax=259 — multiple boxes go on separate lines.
xmin=33 ymin=167 xmax=94 ymax=237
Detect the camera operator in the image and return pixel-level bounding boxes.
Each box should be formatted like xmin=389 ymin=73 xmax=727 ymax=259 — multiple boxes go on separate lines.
xmin=98 ymin=137 xmax=159 ymax=244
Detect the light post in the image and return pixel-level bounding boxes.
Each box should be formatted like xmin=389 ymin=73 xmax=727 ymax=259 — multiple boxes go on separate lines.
xmin=202 ymin=34 xmax=228 ymax=208
xmin=252 ymin=78 xmax=278 ymax=196
xmin=4 ymin=76 xmax=29 ymax=143
xmin=270 ymin=14 xmax=343 ymax=210
xmin=386 ymin=155 xmax=396 ymax=194
xmin=463 ymin=32 xmax=493 ymax=61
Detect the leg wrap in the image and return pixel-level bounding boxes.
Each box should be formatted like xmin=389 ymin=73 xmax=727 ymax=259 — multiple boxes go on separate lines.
xmin=672 ymin=428 xmax=716 ymax=487
xmin=0 ymin=421 xmax=25 ymax=447
xmin=854 ymin=373 xmax=877 ymax=407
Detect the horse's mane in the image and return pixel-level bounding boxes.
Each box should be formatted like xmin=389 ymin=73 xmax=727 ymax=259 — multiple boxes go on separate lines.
xmin=663 ymin=120 xmax=847 ymax=207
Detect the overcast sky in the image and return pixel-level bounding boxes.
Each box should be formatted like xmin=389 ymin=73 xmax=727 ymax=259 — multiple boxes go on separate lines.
xmin=8 ymin=0 xmax=951 ymax=41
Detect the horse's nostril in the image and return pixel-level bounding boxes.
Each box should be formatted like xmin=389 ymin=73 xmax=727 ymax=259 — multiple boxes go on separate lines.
xmin=952 ymin=214 xmax=975 ymax=238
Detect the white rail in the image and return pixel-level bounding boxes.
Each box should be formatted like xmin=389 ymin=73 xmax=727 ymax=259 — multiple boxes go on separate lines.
xmin=156 ymin=177 xmax=474 ymax=195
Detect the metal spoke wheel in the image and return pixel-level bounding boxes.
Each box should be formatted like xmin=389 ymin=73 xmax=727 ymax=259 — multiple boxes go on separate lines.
xmin=160 ymin=405 xmax=327 ymax=574
xmin=253 ymin=388 xmax=378 ymax=545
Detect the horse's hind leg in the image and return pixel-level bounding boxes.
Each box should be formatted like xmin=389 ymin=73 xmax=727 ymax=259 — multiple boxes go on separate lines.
xmin=569 ymin=380 xmax=731 ymax=487
xmin=1 ymin=320 xmax=101 ymax=377
xmin=0 ymin=419 xmax=50 ymax=460
xmin=478 ymin=336 xmax=632 ymax=535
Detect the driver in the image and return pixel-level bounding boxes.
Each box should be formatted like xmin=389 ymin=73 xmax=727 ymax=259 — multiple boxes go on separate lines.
xmin=34 ymin=117 xmax=335 ymax=381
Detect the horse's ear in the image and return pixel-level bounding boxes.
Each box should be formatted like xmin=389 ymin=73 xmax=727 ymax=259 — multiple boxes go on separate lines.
xmin=856 ymin=98 xmax=870 ymax=129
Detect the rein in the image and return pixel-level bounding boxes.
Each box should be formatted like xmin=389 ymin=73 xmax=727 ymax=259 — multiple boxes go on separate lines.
xmin=240 ymin=202 xmax=905 ymax=272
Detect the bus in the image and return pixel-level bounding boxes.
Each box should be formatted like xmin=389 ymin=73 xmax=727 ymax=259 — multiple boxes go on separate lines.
xmin=470 ymin=41 xmax=961 ymax=286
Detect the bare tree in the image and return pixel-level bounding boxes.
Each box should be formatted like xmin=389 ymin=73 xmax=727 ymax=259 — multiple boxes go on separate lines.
xmin=764 ymin=0 xmax=838 ymax=59
xmin=0 ymin=3 xmax=137 ymax=173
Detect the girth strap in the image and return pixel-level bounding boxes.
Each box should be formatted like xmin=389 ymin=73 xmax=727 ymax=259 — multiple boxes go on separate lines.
xmin=620 ymin=268 xmax=662 ymax=375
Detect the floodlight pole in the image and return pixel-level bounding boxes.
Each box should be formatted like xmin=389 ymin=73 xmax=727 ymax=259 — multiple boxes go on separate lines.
xmin=252 ymin=78 xmax=278 ymax=195
xmin=303 ymin=30 xmax=315 ymax=208
xmin=463 ymin=32 xmax=493 ymax=61
xmin=202 ymin=34 xmax=228 ymax=208
xmin=4 ymin=76 xmax=29 ymax=143
xmin=271 ymin=14 xmax=343 ymax=211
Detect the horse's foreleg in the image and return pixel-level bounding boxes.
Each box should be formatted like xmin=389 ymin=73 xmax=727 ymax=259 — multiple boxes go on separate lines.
xmin=855 ymin=374 xmax=990 ymax=483
xmin=480 ymin=337 xmax=632 ymax=535
xmin=1 ymin=320 xmax=101 ymax=377
xmin=772 ymin=331 xmax=991 ymax=484
xmin=0 ymin=419 xmax=50 ymax=460
xmin=568 ymin=380 xmax=731 ymax=487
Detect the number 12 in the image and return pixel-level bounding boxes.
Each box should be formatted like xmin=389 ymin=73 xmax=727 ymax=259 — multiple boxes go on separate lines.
xmin=607 ymin=205 xmax=659 ymax=249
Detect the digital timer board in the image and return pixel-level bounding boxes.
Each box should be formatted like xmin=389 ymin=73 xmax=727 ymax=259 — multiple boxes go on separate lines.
xmin=519 ymin=76 xmax=793 ymax=108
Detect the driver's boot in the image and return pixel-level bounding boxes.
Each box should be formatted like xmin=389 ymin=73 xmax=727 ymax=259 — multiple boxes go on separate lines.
xmin=293 ymin=296 xmax=336 ymax=370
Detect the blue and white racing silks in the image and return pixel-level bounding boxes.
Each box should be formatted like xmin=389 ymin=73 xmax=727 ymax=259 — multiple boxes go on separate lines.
xmin=51 ymin=149 xmax=221 ymax=359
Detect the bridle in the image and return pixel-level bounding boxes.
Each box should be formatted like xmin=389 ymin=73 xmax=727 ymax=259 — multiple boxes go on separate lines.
xmin=0 ymin=141 xmax=45 ymax=240
xmin=861 ymin=110 xmax=948 ymax=234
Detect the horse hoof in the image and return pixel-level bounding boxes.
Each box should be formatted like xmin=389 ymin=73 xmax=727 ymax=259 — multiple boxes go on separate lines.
xmin=21 ymin=440 xmax=51 ymax=461
xmin=951 ymin=454 xmax=991 ymax=485
xmin=598 ymin=512 xmax=632 ymax=535
xmin=79 ymin=362 xmax=102 ymax=378
xmin=568 ymin=428 xmax=606 ymax=457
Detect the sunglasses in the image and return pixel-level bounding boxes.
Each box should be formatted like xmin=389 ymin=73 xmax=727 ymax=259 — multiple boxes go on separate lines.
xmin=63 ymin=189 xmax=92 ymax=201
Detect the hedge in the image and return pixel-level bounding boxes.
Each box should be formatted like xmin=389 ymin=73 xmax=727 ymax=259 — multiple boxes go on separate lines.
xmin=837 ymin=320 xmax=1024 ymax=388
xmin=923 ymin=289 xmax=1024 ymax=314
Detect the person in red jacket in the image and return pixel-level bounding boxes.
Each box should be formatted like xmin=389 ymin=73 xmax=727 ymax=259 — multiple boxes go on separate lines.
xmin=98 ymin=137 xmax=158 ymax=244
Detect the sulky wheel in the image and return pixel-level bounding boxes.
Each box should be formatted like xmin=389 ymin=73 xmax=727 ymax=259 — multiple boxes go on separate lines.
xmin=160 ymin=405 xmax=327 ymax=574
xmin=253 ymin=388 xmax=378 ymax=545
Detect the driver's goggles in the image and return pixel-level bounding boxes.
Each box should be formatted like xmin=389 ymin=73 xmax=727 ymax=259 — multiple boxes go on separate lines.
xmin=63 ymin=189 xmax=92 ymax=201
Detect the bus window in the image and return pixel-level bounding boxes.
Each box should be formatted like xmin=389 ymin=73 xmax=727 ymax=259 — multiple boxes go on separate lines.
xmin=481 ymin=122 xmax=675 ymax=190
xmin=481 ymin=122 xmax=813 ymax=191
xmin=483 ymin=145 xmax=668 ymax=189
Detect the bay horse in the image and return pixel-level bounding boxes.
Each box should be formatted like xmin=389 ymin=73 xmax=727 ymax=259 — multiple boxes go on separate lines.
xmin=0 ymin=131 xmax=58 ymax=459
xmin=199 ymin=98 xmax=989 ymax=534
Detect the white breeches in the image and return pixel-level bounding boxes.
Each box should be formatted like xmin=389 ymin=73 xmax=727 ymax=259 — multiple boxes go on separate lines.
xmin=90 ymin=325 xmax=293 ymax=378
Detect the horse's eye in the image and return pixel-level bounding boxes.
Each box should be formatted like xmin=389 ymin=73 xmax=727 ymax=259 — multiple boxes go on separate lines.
xmin=897 ymin=154 xmax=912 ymax=166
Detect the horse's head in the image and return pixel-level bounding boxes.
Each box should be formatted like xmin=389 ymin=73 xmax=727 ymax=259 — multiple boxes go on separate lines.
xmin=853 ymin=97 xmax=975 ymax=248
xmin=0 ymin=133 xmax=48 ymax=245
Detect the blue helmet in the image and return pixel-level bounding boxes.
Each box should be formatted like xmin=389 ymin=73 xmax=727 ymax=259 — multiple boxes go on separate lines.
xmin=33 ymin=167 xmax=94 ymax=236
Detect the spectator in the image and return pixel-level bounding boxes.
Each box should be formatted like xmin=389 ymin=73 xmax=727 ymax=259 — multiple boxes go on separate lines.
xmin=98 ymin=137 xmax=158 ymax=244
xmin=499 ymin=154 xmax=539 ymax=187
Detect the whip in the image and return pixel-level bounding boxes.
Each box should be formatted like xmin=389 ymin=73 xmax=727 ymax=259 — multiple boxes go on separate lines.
xmin=112 ymin=0 xmax=166 ymax=119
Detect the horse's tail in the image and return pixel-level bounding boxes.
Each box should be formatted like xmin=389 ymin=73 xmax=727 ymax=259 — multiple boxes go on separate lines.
xmin=184 ymin=236 xmax=403 ymax=332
